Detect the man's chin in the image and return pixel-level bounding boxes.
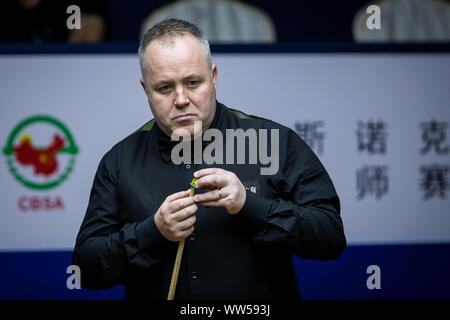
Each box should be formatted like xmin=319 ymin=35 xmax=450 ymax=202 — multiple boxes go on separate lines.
xmin=171 ymin=121 xmax=203 ymax=140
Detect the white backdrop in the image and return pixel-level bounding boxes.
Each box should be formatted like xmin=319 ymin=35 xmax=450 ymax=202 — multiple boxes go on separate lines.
xmin=0 ymin=53 xmax=449 ymax=250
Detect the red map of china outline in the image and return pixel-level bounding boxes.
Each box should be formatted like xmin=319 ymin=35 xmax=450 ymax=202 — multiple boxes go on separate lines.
xmin=13 ymin=134 xmax=66 ymax=176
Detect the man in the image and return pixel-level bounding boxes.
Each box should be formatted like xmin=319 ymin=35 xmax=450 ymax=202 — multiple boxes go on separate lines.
xmin=73 ymin=19 xmax=346 ymax=300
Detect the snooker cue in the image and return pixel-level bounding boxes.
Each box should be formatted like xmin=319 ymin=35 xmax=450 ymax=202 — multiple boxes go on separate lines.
xmin=167 ymin=186 xmax=195 ymax=300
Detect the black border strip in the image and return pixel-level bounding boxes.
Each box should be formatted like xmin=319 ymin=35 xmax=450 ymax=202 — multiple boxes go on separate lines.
xmin=0 ymin=300 xmax=448 ymax=317
xmin=0 ymin=42 xmax=450 ymax=54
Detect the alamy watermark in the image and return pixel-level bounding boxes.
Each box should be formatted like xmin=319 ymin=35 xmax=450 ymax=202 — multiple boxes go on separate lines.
xmin=366 ymin=5 xmax=381 ymax=30
xmin=170 ymin=121 xmax=279 ymax=175
xmin=66 ymin=265 xmax=81 ymax=290
xmin=66 ymin=5 xmax=81 ymax=30
xmin=366 ymin=264 xmax=381 ymax=290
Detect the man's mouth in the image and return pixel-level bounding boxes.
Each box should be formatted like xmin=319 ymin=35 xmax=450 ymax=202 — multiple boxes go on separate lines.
xmin=174 ymin=114 xmax=195 ymax=121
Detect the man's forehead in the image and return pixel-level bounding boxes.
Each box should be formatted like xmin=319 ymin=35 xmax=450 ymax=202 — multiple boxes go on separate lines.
xmin=144 ymin=35 xmax=210 ymax=79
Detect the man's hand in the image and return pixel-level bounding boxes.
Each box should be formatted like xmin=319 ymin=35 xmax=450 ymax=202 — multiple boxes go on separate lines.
xmin=154 ymin=189 xmax=198 ymax=242
xmin=193 ymin=168 xmax=246 ymax=214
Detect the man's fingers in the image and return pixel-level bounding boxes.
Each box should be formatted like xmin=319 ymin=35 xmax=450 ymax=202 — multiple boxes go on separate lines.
xmin=166 ymin=189 xmax=191 ymax=203
xmin=166 ymin=192 xmax=195 ymax=212
xmin=172 ymin=204 xmax=198 ymax=222
xmin=177 ymin=214 xmax=197 ymax=231
xmin=176 ymin=226 xmax=195 ymax=240
xmin=195 ymin=188 xmax=227 ymax=207
xmin=194 ymin=188 xmax=228 ymax=202
xmin=194 ymin=168 xmax=226 ymax=178
xmin=195 ymin=174 xmax=227 ymax=189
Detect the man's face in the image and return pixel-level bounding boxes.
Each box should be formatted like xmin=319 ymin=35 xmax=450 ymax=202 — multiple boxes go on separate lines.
xmin=140 ymin=35 xmax=218 ymax=138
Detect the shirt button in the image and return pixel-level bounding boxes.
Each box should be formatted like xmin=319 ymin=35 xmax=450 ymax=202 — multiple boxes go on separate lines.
xmin=185 ymin=164 xmax=191 ymax=169
xmin=191 ymin=272 xmax=197 ymax=280
xmin=189 ymin=235 xmax=196 ymax=241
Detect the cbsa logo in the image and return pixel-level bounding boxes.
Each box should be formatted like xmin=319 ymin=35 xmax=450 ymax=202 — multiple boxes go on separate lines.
xmin=2 ymin=115 xmax=78 ymax=211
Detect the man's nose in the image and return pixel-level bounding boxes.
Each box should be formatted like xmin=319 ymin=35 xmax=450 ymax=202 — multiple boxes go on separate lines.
xmin=174 ymin=87 xmax=189 ymax=107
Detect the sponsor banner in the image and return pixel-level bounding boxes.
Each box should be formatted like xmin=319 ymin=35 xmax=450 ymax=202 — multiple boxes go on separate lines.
xmin=0 ymin=53 xmax=449 ymax=250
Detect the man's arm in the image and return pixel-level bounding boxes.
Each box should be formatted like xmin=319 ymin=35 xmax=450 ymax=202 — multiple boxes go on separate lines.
xmin=194 ymin=127 xmax=346 ymax=260
xmin=72 ymin=151 xmax=169 ymax=289
xmin=238 ymin=127 xmax=346 ymax=260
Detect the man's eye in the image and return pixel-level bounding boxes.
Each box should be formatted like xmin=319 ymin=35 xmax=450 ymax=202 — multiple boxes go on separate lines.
xmin=187 ymin=81 xmax=198 ymax=87
xmin=159 ymin=85 xmax=171 ymax=92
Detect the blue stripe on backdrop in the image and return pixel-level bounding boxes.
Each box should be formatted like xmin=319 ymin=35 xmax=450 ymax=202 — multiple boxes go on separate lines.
xmin=295 ymin=243 xmax=450 ymax=300
xmin=0 ymin=42 xmax=450 ymax=55
xmin=0 ymin=250 xmax=124 ymax=300
xmin=0 ymin=244 xmax=449 ymax=300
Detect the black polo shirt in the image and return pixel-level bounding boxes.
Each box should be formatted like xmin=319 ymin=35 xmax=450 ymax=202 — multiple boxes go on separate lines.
xmin=72 ymin=102 xmax=346 ymax=300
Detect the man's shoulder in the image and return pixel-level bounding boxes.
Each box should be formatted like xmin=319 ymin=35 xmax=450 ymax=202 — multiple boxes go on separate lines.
xmin=221 ymin=103 xmax=308 ymax=153
xmin=226 ymin=106 xmax=268 ymax=124
xmin=119 ymin=118 xmax=155 ymax=145
xmin=102 ymin=119 xmax=156 ymax=160
xmin=222 ymin=104 xmax=292 ymax=133
xmin=132 ymin=118 xmax=156 ymax=133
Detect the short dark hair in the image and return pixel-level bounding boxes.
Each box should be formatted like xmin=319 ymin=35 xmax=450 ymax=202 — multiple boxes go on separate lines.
xmin=138 ymin=18 xmax=212 ymax=77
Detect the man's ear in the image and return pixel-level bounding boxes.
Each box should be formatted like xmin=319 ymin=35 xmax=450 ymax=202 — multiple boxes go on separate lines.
xmin=211 ymin=64 xmax=218 ymax=90
xmin=140 ymin=78 xmax=147 ymax=94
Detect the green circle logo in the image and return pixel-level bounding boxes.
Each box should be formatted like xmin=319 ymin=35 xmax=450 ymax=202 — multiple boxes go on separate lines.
xmin=2 ymin=115 xmax=79 ymax=190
